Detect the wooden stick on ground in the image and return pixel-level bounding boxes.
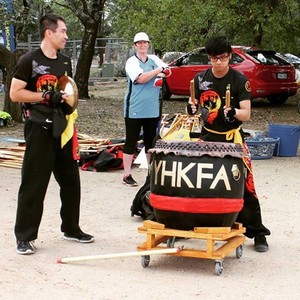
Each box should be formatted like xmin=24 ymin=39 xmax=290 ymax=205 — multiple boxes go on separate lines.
xmin=57 ymin=247 xmax=181 ymax=264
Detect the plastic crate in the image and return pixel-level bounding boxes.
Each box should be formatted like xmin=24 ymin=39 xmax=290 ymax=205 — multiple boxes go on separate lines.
xmin=246 ymin=137 xmax=280 ymax=160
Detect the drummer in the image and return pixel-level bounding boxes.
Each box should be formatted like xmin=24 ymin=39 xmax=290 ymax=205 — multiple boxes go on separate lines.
xmin=10 ymin=13 xmax=94 ymax=255
xmin=187 ymin=36 xmax=270 ymax=252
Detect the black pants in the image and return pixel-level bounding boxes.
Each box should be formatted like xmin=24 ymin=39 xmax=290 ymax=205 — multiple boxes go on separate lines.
xmin=236 ymin=149 xmax=271 ymax=238
xmin=15 ymin=121 xmax=81 ymax=241
xmin=123 ymin=117 xmax=159 ymax=154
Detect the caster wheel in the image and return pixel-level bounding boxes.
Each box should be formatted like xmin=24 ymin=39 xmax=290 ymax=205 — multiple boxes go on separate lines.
xmin=167 ymin=237 xmax=175 ymax=248
xmin=214 ymin=260 xmax=224 ymax=276
xmin=141 ymin=255 xmax=150 ymax=268
xmin=236 ymin=245 xmax=243 ymax=258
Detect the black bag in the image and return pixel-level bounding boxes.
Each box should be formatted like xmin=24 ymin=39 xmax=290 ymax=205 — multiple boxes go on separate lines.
xmin=29 ymin=104 xmax=67 ymax=137
xmin=29 ymin=104 xmax=54 ymax=129
xmin=80 ymin=145 xmax=124 ymax=172
xmin=130 ymin=174 xmax=156 ymax=221
xmin=94 ymin=147 xmax=123 ymax=171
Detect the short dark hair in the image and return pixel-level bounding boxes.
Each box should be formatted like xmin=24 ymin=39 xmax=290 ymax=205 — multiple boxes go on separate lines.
xmin=39 ymin=14 xmax=66 ymax=40
xmin=205 ymin=36 xmax=232 ymax=56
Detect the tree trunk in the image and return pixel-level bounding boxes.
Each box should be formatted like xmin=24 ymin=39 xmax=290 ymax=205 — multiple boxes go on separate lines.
xmin=74 ymin=26 xmax=99 ymax=99
xmin=0 ymin=46 xmax=26 ymax=122
xmin=71 ymin=0 xmax=105 ymax=99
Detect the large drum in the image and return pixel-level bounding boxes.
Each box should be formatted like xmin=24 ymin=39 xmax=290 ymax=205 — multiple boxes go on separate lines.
xmin=149 ymin=139 xmax=245 ymax=230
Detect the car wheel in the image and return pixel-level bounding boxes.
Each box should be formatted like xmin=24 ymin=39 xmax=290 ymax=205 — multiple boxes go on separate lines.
xmin=161 ymin=80 xmax=172 ymax=100
xmin=267 ymin=94 xmax=289 ymax=105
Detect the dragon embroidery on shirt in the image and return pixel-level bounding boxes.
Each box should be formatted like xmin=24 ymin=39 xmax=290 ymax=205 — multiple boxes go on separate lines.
xmin=32 ymin=60 xmax=50 ymax=78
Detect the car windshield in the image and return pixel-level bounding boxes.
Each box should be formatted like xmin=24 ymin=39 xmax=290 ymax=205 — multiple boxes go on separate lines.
xmin=181 ymin=49 xmax=210 ymax=65
xmin=284 ymin=53 xmax=300 ymax=64
xmin=247 ymin=50 xmax=290 ymax=66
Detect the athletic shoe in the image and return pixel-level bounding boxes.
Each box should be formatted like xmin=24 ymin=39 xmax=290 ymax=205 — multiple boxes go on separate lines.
xmin=16 ymin=241 xmax=36 ymax=255
xmin=123 ymin=174 xmax=138 ymax=187
xmin=254 ymin=235 xmax=269 ymax=252
xmin=63 ymin=231 xmax=95 ymax=243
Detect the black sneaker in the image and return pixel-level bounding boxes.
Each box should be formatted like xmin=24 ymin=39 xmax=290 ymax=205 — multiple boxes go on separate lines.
xmin=254 ymin=235 xmax=269 ymax=252
xmin=123 ymin=174 xmax=138 ymax=187
xmin=16 ymin=241 xmax=36 ymax=255
xmin=63 ymin=231 xmax=95 ymax=243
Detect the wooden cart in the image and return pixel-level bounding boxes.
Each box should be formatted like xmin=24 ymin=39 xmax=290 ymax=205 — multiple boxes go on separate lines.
xmin=137 ymin=220 xmax=246 ymax=275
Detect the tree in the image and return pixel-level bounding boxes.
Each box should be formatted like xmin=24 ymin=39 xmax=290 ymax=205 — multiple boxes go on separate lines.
xmin=1 ymin=0 xmax=107 ymax=121
xmin=54 ymin=0 xmax=107 ymax=99
xmin=0 ymin=46 xmax=26 ymax=122
xmin=0 ymin=0 xmax=33 ymax=122
xmin=110 ymin=0 xmax=300 ymax=54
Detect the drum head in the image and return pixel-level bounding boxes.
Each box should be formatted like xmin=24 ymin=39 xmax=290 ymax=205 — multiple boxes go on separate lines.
xmin=58 ymin=75 xmax=79 ymax=113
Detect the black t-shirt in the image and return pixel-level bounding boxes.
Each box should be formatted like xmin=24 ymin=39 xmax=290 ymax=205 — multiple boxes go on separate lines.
xmin=194 ymin=67 xmax=251 ymax=142
xmin=13 ymin=48 xmax=72 ymax=94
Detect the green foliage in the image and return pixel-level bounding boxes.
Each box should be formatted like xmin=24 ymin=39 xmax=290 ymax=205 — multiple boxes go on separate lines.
xmin=0 ymin=111 xmax=12 ymax=120
xmin=110 ymin=0 xmax=300 ymax=55
xmin=2 ymin=0 xmax=299 ymax=54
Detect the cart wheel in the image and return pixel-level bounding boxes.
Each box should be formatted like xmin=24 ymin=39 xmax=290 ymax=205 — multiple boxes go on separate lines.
xmin=141 ymin=255 xmax=150 ymax=268
xmin=214 ymin=260 xmax=224 ymax=276
xmin=236 ymin=245 xmax=243 ymax=259
xmin=167 ymin=237 xmax=175 ymax=248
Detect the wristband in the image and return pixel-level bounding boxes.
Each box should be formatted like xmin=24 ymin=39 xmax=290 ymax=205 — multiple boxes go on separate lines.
xmin=226 ymin=106 xmax=236 ymax=119
xmin=225 ymin=106 xmax=236 ymax=122
xmin=42 ymin=91 xmax=63 ymax=106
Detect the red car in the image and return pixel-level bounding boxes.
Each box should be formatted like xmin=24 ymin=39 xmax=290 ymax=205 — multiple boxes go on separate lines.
xmin=163 ymin=47 xmax=298 ymax=104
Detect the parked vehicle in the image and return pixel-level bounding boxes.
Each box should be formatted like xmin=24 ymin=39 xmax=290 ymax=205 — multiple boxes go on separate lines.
xmin=162 ymin=51 xmax=185 ymax=64
xmin=283 ymin=53 xmax=300 ymax=86
xmin=163 ymin=47 xmax=298 ymax=104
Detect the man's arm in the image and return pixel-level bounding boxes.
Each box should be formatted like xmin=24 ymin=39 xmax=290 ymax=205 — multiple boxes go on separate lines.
xmin=10 ymin=78 xmax=43 ymax=103
xmin=10 ymin=78 xmax=68 ymax=104
xmin=224 ymin=99 xmax=251 ymax=122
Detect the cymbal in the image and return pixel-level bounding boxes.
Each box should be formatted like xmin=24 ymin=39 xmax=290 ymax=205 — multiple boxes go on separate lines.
xmin=58 ymin=75 xmax=79 ymax=112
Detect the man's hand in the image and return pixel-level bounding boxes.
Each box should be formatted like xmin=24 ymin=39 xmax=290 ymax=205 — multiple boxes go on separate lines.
xmin=224 ymin=105 xmax=236 ymax=122
xmin=186 ymin=97 xmax=198 ymax=115
xmin=42 ymin=91 xmax=64 ymax=106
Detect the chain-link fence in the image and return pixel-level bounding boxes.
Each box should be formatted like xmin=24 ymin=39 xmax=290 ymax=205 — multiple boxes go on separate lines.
xmin=17 ymin=36 xmax=133 ymax=78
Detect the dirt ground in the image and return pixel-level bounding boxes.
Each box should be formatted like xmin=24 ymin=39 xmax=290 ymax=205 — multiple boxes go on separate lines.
xmin=0 ymin=80 xmax=300 ymax=299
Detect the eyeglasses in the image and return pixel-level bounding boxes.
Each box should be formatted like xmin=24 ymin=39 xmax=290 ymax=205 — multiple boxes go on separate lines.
xmin=209 ymin=54 xmax=229 ymax=62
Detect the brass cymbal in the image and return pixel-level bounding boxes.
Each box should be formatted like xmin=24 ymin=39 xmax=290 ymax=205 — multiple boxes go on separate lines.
xmin=58 ymin=75 xmax=79 ymax=112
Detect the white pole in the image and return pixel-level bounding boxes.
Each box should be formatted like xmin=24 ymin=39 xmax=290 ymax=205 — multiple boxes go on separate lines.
xmin=57 ymin=247 xmax=180 ymax=264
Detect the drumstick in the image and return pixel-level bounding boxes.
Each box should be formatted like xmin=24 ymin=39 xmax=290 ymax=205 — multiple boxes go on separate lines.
xmin=190 ymin=79 xmax=196 ymax=104
xmin=225 ymin=84 xmax=231 ymax=108
xmin=57 ymin=247 xmax=181 ymax=264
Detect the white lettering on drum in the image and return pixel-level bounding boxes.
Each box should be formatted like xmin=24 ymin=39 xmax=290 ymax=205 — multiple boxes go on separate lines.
xmin=153 ymin=160 xmax=162 ymax=185
xmin=196 ymin=163 xmax=213 ymax=188
xmin=177 ymin=162 xmax=195 ymax=188
xmin=210 ymin=165 xmax=231 ymax=190
xmin=154 ymin=160 xmax=177 ymax=186
xmin=153 ymin=160 xmax=233 ymax=191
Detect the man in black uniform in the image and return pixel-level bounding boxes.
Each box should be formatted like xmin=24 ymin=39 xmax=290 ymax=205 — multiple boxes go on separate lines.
xmin=187 ymin=36 xmax=270 ymax=252
xmin=10 ymin=13 xmax=94 ymax=255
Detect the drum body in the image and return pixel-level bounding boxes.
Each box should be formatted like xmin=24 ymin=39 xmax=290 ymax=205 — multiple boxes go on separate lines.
xmin=149 ymin=140 xmax=245 ymax=230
